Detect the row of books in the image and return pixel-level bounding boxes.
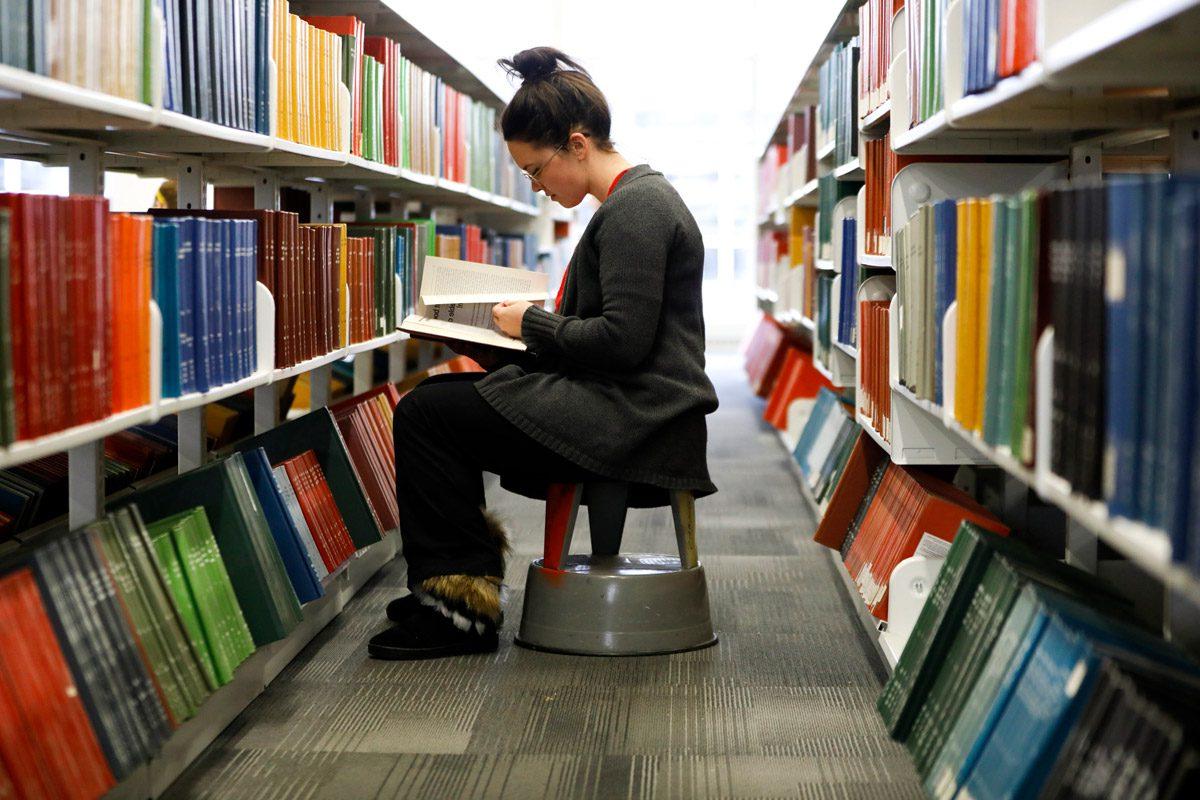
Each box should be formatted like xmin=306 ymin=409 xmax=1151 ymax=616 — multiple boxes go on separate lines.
xmin=817 ymin=174 xmax=860 ymax=261
xmin=884 ymin=176 xmax=1200 ymax=574
xmin=904 ymin=0 xmax=1039 ymax=126
xmin=0 ymin=378 xmax=400 ymax=798
xmin=792 ymin=387 xmax=858 ymax=510
xmin=858 ymin=277 xmax=895 ymax=441
xmin=962 ymin=0 xmax=1037 ymax=96
xmin=0 ymin=421 xmax=178 ymax=543
xmin=858 ymin=0 xmax=902 ymax=121
xmin=0 ymin=194 xmax=146 ymax=443
xmin=0 ymin=0 xmax=150 ymax=103
xmin=0 ymin=2 xmax=535 ymax=205
xmin=862 ymin=135 xmax=906 ymax=258
xmin=836 ymin=217 xmax=860 ymax=347
xmin=162 ymin=1 xmax=270 ymax=134
xmin=879 ymin=521 xmax=1200 ymax=799
xmin=817 ymin=38 xmax=860 ymax=168
xmin=807 ymin=423 xmax=1009 ymax=620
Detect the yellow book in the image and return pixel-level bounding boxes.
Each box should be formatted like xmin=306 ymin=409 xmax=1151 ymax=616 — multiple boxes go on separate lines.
xmin=336 ymin=224 xmax=348 ymax=347
xmin=954 ymin=199 xmax=971 ymax=426
xmin=972 ymin=199 xmax=995 ymax=433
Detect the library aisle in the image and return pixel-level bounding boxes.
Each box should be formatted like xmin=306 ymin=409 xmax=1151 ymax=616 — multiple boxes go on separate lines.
xmin=163 ymin=348 xmax=921 ymax=799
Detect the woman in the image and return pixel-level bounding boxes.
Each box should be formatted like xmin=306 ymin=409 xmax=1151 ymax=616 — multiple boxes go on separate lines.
xmin=369 ymin=47 xmax=719 ymax=660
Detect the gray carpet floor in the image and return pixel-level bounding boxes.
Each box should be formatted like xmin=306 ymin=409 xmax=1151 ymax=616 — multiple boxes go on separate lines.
xmin=164 ymin=349 xmax=922 ymax=799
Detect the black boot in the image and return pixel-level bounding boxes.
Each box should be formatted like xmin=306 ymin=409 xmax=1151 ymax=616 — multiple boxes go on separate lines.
xmin=369 ymin=574 xmax=503 ymax=661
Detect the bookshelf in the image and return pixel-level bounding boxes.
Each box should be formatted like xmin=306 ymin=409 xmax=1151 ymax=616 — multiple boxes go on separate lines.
xmin=756 ymin=0 xmax=1200 ymax=677
xmin=0 ymin=3 xmax=551 ymax=797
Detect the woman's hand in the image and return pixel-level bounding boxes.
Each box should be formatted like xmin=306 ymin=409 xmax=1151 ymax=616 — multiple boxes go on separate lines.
xmin=492 ymin=300 xmax=533 ymax=339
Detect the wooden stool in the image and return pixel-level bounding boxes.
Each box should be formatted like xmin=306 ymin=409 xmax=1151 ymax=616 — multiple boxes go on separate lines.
xmin=514 ymin=481 xmax=716 ymax=656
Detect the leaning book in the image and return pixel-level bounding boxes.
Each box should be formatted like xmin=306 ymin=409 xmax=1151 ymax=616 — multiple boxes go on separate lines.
xmin=399 ymin=256 xmax=549 ymax=351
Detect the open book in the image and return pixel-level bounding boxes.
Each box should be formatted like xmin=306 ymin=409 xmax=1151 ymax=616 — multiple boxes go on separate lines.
xmin=399 ymin=256 xmax=550 ymax=351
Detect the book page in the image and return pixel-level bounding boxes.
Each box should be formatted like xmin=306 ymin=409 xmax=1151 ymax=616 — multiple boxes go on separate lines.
xmin=419 ymin=256 xmax=549 ymax=305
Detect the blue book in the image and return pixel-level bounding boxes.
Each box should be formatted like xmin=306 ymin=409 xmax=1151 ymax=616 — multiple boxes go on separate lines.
xmin=255 ymin=0 xmax=270 ymax=133
xmin=1104 ymin=179 xmax=1140 ymax=519
xmin=173 ymin=218 xmax=199 ymax=394
xmin=1138 ymin=178 xmax=1169 ymax=525
xmin=189 ymin=219 xmax=210 ymax=393
xmin=792 ymin=387 xmax=838 ymax=475
xmin=1163 ymin=182 xmax=1200 ymax=560
xmin=983 ymin=0 xmax=1000 ymax=90
xmin=963 ymin=0 xmax=980 ymax=94
xmin=934 ymin=199 xmax=957 ymax=406
xmin=242 ymin=448 xmax=323 ymax=604
xmin=954 ymin=588 xmax=1198 ymax=799
xmin=152 ymin=221 xmax=182 ymax=398
xmin=217 ymin=219 xmax=231 ymax=387
xmin=244 ymin=219 xmax=257 ymax=377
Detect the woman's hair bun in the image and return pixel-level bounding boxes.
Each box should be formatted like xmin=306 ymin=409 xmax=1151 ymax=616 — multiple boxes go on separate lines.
xmin=499 ymin=47 xmax=590 ymax=85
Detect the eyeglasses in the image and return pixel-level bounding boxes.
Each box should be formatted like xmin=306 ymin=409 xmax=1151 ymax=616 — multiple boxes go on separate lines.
xmin=523 ymin=144 xmax=565 ymax=185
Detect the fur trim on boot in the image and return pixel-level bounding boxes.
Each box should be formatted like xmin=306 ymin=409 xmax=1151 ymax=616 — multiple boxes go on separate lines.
xmin=481 ymin=508 xmax=512 ymax=559
xmin=416 ymin=574 xmax=504 ymax=634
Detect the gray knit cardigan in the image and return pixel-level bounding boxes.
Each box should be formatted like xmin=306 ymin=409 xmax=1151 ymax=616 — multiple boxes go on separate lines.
xmin=475 ymin=164 xmax=719 ymax=506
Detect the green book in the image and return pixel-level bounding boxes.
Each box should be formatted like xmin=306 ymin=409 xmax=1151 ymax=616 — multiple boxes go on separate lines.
xmin=362 ymin=55 xmax=378 ymax=162
xmin=1009 ymin=192 xmax=1038 ymax=459
xmin=88 ymin=517 xmax=191 ymax=724
xmin=225 ymin=454 xmax=303 ymax=635
xmin=895 ymin=530 xmax=1131 ymax=765
xmin=148 ymin=517 xmax=220 ymax=690
xmin=114 ymin=505 xmax=215 ymax=702
xmin=0 ymin=207 xmax=14 ymax=445
xmin=982 ymin=198 xmax=1009 ymax=445
xmin=115 ymin=454 xmax=301 ymax=647
xmin=878 ymin=522 xmax=993 ymax=738
xmin=924 ymin=583 xmax=1041 ymax=799
xmin=996 ymin=198 xmax=1023 ymax=447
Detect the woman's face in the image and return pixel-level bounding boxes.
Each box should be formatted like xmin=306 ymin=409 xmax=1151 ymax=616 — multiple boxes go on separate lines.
xmin=507 ymin=137 xmax=588 ymax=208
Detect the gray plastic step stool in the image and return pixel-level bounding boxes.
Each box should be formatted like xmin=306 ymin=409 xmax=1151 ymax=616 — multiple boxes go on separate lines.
xmin=515 ymin=482 xmax=717 ymax=656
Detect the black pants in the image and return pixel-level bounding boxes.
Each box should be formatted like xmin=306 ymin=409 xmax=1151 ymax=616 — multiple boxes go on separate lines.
xmin=392 ymin=372 xmax=599 ymax=587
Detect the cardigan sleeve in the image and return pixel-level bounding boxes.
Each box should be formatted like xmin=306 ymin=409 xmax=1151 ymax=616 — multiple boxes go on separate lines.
xmin=519 ymin=203 xmax=675 ymax=372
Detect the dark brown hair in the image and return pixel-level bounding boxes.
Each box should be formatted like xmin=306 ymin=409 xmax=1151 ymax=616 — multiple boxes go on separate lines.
xmin=497 ymin=47 xmax=614 ymax=151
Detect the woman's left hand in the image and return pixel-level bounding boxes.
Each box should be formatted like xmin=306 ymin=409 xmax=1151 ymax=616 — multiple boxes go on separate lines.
xmin=492 ymin=300 xmax=533 ymax=339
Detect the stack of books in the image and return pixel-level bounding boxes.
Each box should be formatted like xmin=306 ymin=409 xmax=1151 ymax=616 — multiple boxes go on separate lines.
xmin=880 ymin=522 xmax=1200 ymax=799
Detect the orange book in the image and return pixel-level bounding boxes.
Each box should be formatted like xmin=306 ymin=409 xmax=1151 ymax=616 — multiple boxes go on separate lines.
xmin=813 ymin=432 xmax=889 ymax=550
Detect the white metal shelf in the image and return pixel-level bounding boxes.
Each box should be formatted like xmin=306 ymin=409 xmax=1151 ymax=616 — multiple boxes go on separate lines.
xmin=834 ymin=340 xmax=858 ymax=360
xmin=859 ymin=100 xmax=892 ymax=134
xmin=0 ymin=67 xmax=537 ymax=216
xmin=860 ymin=253 xmax=892 ymax=268
xmin=887 ymin=1 xmax=1186 ymax=155
xmin=0 ymin=406 xmax=156 ymax=470
xmin=834 ymin=158 xmax=864 ymax=180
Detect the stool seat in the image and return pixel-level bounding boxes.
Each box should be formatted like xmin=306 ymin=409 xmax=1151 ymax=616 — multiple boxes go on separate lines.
xmin=514 ymin=482 xmax=717 ymax=656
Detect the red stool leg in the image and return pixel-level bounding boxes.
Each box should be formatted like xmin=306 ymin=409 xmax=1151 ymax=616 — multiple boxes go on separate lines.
xmin=544 ymin=483 xmax=583 ymax=570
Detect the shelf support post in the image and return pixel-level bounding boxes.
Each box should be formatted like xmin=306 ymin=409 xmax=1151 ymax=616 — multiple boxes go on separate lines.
xmin=353 ymin=352 xmax=372 ymax=395
xmin=254 ymin=173 xmax=281 ymax=210
xmin=354 ymin=188 xmax=375 ymax=221
xmin=66 ymin=143 xmax=106 ymax=528
xmin=178 ymin=158 xmax=207 ymax=211
xmin=1171 ymin=116 xmax=1200 ymax=172
xmin=310 ymin=363 xmax=332 ymax=409
xmin=309 ymin=183 xmax=333 ymax=223
xmin=1068 ymin=145 xmax=1101 ymax=183
xmin=254 ymin=383 xmax=279 ymax=435
xmin=178 ymin=406 xmax=206 ymax=473
xmin=388 ymin=340 xmax=407 ymax=385
xmin=67 ymin=143 xmax=104 ymax=196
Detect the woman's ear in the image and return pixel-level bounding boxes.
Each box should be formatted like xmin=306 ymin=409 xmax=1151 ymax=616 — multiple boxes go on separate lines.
xmin=569 ymin=131 xmax=589 ymax=160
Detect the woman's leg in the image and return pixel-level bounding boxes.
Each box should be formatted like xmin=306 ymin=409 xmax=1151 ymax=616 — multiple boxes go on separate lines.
xmin=377 ymin=372 xmax=592 ymax=659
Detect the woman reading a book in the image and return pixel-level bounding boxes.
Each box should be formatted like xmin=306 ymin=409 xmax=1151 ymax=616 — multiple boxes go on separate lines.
xmin=370 ymin=47 xmax=719 ymax=660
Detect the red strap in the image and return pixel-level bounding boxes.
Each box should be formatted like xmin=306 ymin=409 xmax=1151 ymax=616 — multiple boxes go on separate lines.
xmin=554 ymin=168 xmax=630 ymax=312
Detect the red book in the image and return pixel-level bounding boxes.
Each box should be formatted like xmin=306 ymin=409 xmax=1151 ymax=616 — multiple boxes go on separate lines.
xmin=282 ymin=453 xmax=337 ymax=571
xmin=304 ymin=451 xmax=356 ymax=565
xmin=0 ymin=567 xmax=116 ymax=799
xmin=814 ymin=432 xmax=889 ymax=550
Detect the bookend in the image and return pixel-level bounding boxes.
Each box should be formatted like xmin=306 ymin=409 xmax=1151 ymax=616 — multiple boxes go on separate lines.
xmin=878 ymin=554 xmax=945 ymax=666
xmin=515 ymin=482 xmax=717 ymax=656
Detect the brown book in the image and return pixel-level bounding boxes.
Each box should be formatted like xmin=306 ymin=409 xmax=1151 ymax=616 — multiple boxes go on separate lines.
xmin=813 ymin=431 xmax=889 ymax=550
